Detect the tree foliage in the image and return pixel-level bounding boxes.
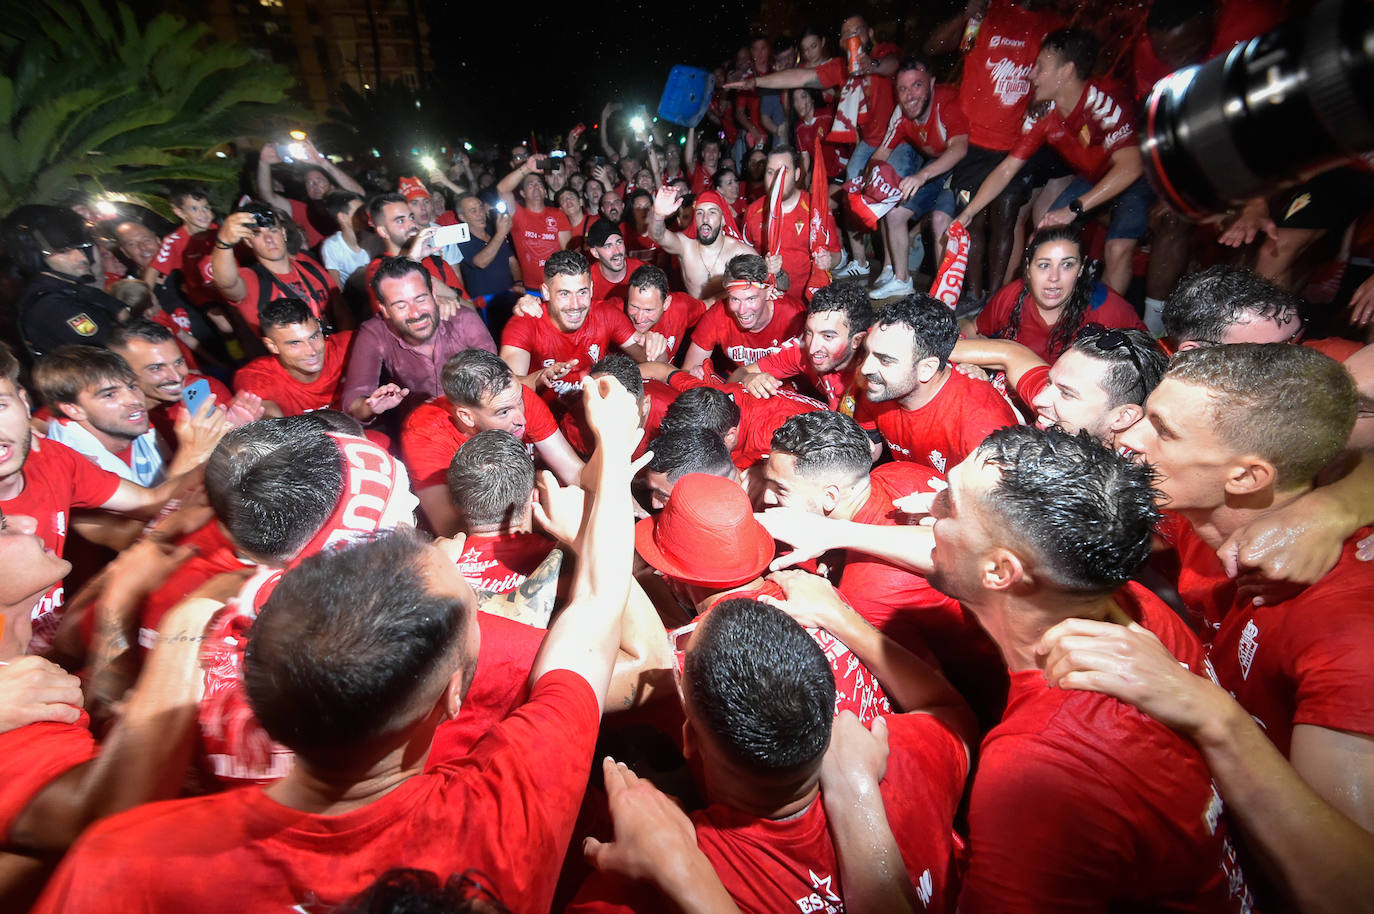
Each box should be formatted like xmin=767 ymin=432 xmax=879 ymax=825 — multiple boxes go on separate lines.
xmin=0 ymin=0 xmax=295 ymax=217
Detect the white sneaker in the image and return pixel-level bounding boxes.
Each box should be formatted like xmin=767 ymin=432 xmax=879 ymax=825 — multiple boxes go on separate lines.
xmin=872 ymin=265 xmax=894 ymax=286
xmin=869 ymin=276 xmax=915 ymax=300
xmin=833 ymin=260 xmax=869 ymax=279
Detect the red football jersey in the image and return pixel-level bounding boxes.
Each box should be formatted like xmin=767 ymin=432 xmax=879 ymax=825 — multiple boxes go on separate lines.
xmin=590 ymin=257 xmax=646 ymax=302
xmin=977 ymin=279 xmax=1145 ymax=361
xmin=753 ymin=339 xmax=861 ymax=411
xmin=399 ymin=385 xmax=558 ymax=491
xmin=455 ymin=531 xmax=557 ymax=595
xmin=815 ymin=58 xmax=898 ymax=148
xmin=152 ymin=226 xmax=221 ymax=305
xmin=1010 ymin=81 xmax=1137 ymax=182
xmin=743 ymin=195 xmax=840 ymax=299
xmin=642 ymin=293 xmax=708 ymax=363
xmin=0 ymin=714 xmax=96 ymax=844
xmin=232 ymin=331 xmax=353 ymax=416
xmin=690 ymin=297 xmax=806 ymax=370
xmin=510 ymin=204 xmax=571 ymax=289
xmin=857 ymin=369 xmax=1018 ymax=474
xmin=500 ymin=303 xmax=637 ymax=400
xmin=958 ymin=0 xmax=1063 ymax=151
xmin=230 ymin=254 xmax=336 ymax=335
xmin=962 ymin=584 xmax=1253 ymax=914
xmin=880 ymin=85 xmax=971 ymax=159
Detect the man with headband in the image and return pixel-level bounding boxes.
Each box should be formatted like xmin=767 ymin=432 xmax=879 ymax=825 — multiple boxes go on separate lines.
xmin=681 ymin=253 xmax=806 ymax=374
xmin=648 ymin=186 xmax=757 ymax=301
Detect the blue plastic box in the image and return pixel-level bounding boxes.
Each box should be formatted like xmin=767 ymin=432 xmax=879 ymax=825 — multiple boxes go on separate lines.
xmin=658 ymin=66 xmax=716 ymax=128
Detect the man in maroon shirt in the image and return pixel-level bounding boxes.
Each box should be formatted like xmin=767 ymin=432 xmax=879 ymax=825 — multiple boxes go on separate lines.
xmin=342 ymin=257 xmax=495 ymax=423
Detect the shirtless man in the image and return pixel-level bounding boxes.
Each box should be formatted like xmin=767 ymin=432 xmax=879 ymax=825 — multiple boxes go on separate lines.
xmin=648 ymin=186 xmax=756 ymax=301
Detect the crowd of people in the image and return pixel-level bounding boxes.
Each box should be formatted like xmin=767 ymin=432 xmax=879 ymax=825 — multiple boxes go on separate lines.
xmin=0 ymin=1 xmax=1373 ymax=911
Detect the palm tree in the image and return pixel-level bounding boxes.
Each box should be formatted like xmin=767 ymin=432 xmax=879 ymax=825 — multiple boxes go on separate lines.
xmin=0 ymin=0 xmax=295 ymax=217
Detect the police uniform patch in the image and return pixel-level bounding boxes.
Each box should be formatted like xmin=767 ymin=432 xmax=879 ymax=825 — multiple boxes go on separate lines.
xmin=67 ymin=313 xmax=98 ymax=336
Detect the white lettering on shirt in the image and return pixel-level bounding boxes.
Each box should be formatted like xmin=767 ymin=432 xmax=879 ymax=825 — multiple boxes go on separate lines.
xmin=987 ymin=58 xmax=1032 ymax=107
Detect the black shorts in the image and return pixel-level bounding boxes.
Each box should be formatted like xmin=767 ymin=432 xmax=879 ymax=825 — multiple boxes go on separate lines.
xmin=951 ymin=144 xmax=1070 ymax=211
xmin=1275 ymin=166 xmax=1374 ymax=231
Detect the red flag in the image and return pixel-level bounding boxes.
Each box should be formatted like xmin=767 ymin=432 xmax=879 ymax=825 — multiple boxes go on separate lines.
xmin=805 ymin=131 xmax=831 ymax=296
xmin=929 ymin=221 xmax=971 ymax=308
xmin=763 ymin=169 xmax=786 ymax=285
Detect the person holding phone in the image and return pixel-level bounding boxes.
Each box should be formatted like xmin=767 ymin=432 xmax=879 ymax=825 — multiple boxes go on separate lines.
xmin=496 ymin=156 xmax=572 ymax=291
xmin=361 ymin=193 xmax=469 ymax=315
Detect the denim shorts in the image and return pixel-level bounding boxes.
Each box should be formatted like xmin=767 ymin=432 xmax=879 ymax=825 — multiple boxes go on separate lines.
xmin=1052 ymin=176 xmax=1154 ymax=240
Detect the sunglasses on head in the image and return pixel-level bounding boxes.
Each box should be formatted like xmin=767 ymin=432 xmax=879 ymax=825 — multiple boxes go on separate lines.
xmin=1076 ymin=322 xmax=1147 ymax=386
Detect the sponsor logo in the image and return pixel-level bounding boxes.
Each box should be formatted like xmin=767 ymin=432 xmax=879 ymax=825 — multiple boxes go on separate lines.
xmin=917 ymin=869 xmax=935 ymax=908
xmin=1104 ymin=125 xmax=1132 ymax=148
xmin=795 ymin=869 xmax=842 ymax=913
xmin=1237 ymin=619 xmax=1259 ymax=679
xmin=726 ymin=343 xmax=784 ymax=363
xmin=987 ymin=58 xmax=1032 ymax=106
xmin=928 ymin=449 xmax=947 ymax=473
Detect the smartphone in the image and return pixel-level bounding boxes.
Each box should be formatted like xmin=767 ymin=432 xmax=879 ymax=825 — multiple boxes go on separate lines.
xmin=533 ymin=156 xmax=554 ymax=173
xmin=494 ymin=201 xmax=509 ymax=215
xmin=276 ymin=142 xmax=307 ymax=164
xmin=431 ymin=223 xmax=470 ymax=247
xmin=182 ymin=378 xmax=212 ymax=414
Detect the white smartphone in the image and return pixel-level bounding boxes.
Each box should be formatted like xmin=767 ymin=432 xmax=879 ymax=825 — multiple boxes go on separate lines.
xmin=431 ymin=223 xmax=470 ymax=247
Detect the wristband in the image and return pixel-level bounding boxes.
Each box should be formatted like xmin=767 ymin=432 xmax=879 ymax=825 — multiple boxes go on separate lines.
xmin=214 ymin=239 xmax=235 ymax=250
xmin=1068 ymin=198 xmax=1084 ymax=216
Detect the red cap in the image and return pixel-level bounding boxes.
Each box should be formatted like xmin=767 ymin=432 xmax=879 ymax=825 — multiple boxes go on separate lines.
xmin=397 ymin=176 xmax=430 ymax=201
xmin=634 ymin=474 xmax=774 ymax=589
xmin=695 ymin=190 xmax=729 ymax=216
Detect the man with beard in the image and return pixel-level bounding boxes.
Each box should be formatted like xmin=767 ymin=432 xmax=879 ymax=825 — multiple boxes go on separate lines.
xmin=648 ymin=187 xmax=757 ymax=301
xmin=733 ymin=282 xmax=872 ymax=411
xmin=497 ymin=156 xmax=571 ymax=289
xmin=856 ymin=294 xmax=1016 ymax=474
xmin=343 ymin=258 xmax=495 ymax=423
xmin=233 ymin=298 xmax=359 ymax=418
xmin=2 ymin=205 xmax=128 ymax=357
xmin=599 ymin=189 xmax=626 ymax=231
xmin=743 ymin=146 xmax=841 ymax=299
xmin=585 ymin=220 xmax=645 ymax=302
xmin=362 ymin=193 xmax=465 ymax=312
xmin=680 ymin=254 xmax=806 ymax=374
xmin=623 ymin=265 xmax=707 ymax=364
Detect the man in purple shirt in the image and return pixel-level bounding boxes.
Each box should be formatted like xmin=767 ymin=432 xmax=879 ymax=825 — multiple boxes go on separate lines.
xmin=343 ymin=257 xmax=496 ymax=422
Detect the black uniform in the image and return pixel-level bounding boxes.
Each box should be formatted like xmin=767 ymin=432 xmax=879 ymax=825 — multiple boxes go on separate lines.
xmin=14 ymin=274 xmax=126 ymax=357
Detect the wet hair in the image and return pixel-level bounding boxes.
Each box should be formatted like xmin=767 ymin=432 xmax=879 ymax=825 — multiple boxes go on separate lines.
xmin=976 ymin=425 xmax=1162 ymax=593
xmin=1164 ymin=343 xmax=1356 ymax=486
xmin=995 ymin=225 xmax=1094 ymax=359
xmin=873 ymin=293 xmax=958 ymax=368
xmin=107 ymin=317 xmax=175 ymax=350
xmin=1162 ymin=265 xmax=1300 ymax=344
xmin=589 ymin=352 xmax=644 ymax=399
xmin=245 ymin=528 xmax=470 ymax=768
xmin=724 ymin=253 xmax=769 ymax=285
xmin=807 ymin=281 xmax=872 ymax=335
xmin=33 ymin=346 xmax=135 ymax=407
xmin=447 ymin=430 xmax=535 ymax=530
xmin=1070 ymin=327 xmax=1167 ymax=407
xmin=204 ymin=418 xmax=344 ymax=560
xmin=1041 ymin=28 xmax=1099 ymax=81
xmin=685 ymin=598 xmax=835 ymax=774
xmin=258 ymin=297 xmax=317 ymax=333
xmin=770 ymin=411 xmax=872 ymax=483
xmin=441 ymin=348 xmax=514 ymax=408
xmin=661 ymin=386 xmax=741 ymax=439
xmin=627 ymin=264 xmax=669 ymax=300
xmin=647 ymin=426 xmax=736 ymax=481
xmin=543 ymin=249 xmax=591 ymax=282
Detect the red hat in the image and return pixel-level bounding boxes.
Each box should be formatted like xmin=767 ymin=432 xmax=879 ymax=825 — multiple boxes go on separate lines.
xmin=397 ymin=176 xmax=431 ymax=201
xmin=844 ymin=160 xmax=903 ymax=230
xmin=635 ymin=474 xmax=774 ymax=589
xmin=695 ymin=190 xmax=729 ymax=216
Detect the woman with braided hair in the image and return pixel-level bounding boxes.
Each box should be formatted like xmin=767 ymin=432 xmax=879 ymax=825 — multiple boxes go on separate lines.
xmin=969 ymin=226 xmax=1145 ymax=361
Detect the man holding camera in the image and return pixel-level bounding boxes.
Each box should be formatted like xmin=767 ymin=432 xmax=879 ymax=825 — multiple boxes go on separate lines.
xmin=210 ymin=202 xmax=343 ymax=336
xmin=496 ymin=156 xmax=572 ymax=290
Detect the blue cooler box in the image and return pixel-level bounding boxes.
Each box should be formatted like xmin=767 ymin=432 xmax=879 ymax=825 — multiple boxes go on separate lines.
xmin=658 ymin=66 xmax=715 ymax=128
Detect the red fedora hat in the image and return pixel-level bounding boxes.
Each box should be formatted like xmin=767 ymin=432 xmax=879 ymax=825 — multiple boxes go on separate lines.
xmin=635 ymin=473 xmax=774 ymax=589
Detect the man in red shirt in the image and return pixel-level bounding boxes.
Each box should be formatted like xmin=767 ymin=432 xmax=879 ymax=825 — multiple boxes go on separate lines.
xmin=584 ymin=219 xmax=644 ymax=303
xmin=928 ymin=424 xmax=1254 ymax=912
xmin=926 ymin=0 xmax=1063 ymax=300
xmin=623 ymin=264 xmax=707 ymax=364
xmin=445 ymin=430 xmax=558 ymax=598
xmin=681 ymin=254 xmax=806 ymax=374
xmin=36 ymin=378 xmax=643 ymax=914
xmin=743 ymin=145 xmax=840 ymax=299
xmin=1116 ymin=344 xmax=1374 ymax=896
xmin=684 ymin=127 xmax=723 ymax=195
xmin=362 ymin=192 xmax=465 ymax=312
xmin=955 ymin=29 xmax=1149 ymax=294
xmin=499 ymin=250 xmax=643 ymax=404
xmin=734 ymin=281 xmax=872 ymax=411
xmin=400 ymin=347 xmax=583 ymax=536
xmin=870 ymin=58 xmax=970 ymax=300
xmin=496 ymin=156 xmax=572 ymax=287
xmin=233 ymin=297 xmax=354 ymax=418
xmin=857 ymin=294 xmax=1017 ymax=473
xmin=209 ymin=202 xmax=342 ymax=335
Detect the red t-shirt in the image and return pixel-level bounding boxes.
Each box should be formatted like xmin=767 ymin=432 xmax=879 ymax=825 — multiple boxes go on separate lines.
xmin=1010 ymin=81 xmax=1138 ymax=182
xmin=1176 ymin=521 xmax=1374 ymax=758
xmin=34 ymin=671 xmax=599 ymax=914
xmin=152 ymin=226 xmax=220 ymax=306
xmin=743 ymin=195 xmax=840 ymax=299
xmin=510 ymin=205 xmax=571 ymax=289
xmin=689 ymin=162 xmax=714 ymax=195
xmin=795 ymin=112 xmax=844 ymax=181
xmin=857 ymin=369 xmax=1018 ymax=474
xmin=642 ymin=294 xmax=708 ymax=363
xmin=815 ymin=51 xmax=899 ymax=148
xmin=880 ymin=84 xmax=971 ymax=159
xmin=839 ymin=463 xmax=1008 ymax=726
xmin=560 ymin=379 xmax=676 ymax=460
xmin=0 ymin=713 xmax=95 ymax=844
xmin=500 ymin=303 xmax=637 ymax=401
xmin=287 ymin=198 xmax=332 ymax=250
xmin=570 ymin=713 xmax=967 ymax=914
xmin=590 ymin=258 xmax=645 ymax=303
xmin=455 ymin=531 xmax=557 ymax=595
xmin=961 ymin=584 xmax=1253 ymax=914
xmin=977 ymin=279 xmax=1146 ymax=361
xmin=399 ymin=385 xmax=559 ymax=491
xmin=230 ymin=254 xmax=336 ymax=335
xmin=690 ymin=297 xmax=806 ymax=371
xmin=2 ymin=437 xmax=122 ymax=641
xmin=138 ymin=520 xmax=247 ymax=648
xmin=669 ymin=373 xmax=826 ymax=470
xmin=1132 ymin=0 xmax=1282 ymax=100
xmin=753 ymin=338 xmax=861 ymax=411
xmin=232 ymin=331 xmax=353 ymax=416
xmin=959 ymin=0 xmax=1064 ymax=151
xmin=363 ymin=254 xmax=465 ymax=313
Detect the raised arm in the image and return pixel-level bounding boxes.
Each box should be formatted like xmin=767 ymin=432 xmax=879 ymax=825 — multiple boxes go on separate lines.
xmin=649 ymin=186 xmax=686 ymax=257
xmin=497 ymin=158 xmax=539 ymax=211
xmin=301 ymin=140 xmax=364 ymax=196
xmin=210 ymin=212 xmax=255 ymax=303
xmin=723 ymin=69 xmax=823 ymax=92
xmin=254 ymin=144 xmax=295 ymax=214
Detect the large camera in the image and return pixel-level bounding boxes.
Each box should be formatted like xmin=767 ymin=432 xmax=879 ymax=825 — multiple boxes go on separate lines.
xmin=1141 ymin=0 xmax=1374 ymax=217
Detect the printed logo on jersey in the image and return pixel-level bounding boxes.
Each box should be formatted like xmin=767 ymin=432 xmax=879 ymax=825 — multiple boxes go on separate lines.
xmin=587 ymin=343 xmax=601 ymax=363
xmin=726 ymin=342 xmax=785 ymax=363
xmin=1237 ymin=619 xmax=1259 ymax=679
xmin=795 ymin=869 xmax=842 ymax=913
xmin=987 ymin=58 xmax=1032 ymax=107
xmin=917 ymin=869 xmax=934 ymax=908
xmin=928 ymin=449 xmax=947 ymax=473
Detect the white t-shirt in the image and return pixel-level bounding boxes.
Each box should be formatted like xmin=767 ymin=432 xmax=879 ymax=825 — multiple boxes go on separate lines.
xmin=321 ymin=231 xmax=371 ymax=283
xmin=45 ymin=419 xmax=163 ymax=486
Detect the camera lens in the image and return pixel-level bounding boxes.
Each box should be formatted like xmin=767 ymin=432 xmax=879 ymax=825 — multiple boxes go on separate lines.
xmin=1142 ymin=0 xmax=1374 ymax=217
